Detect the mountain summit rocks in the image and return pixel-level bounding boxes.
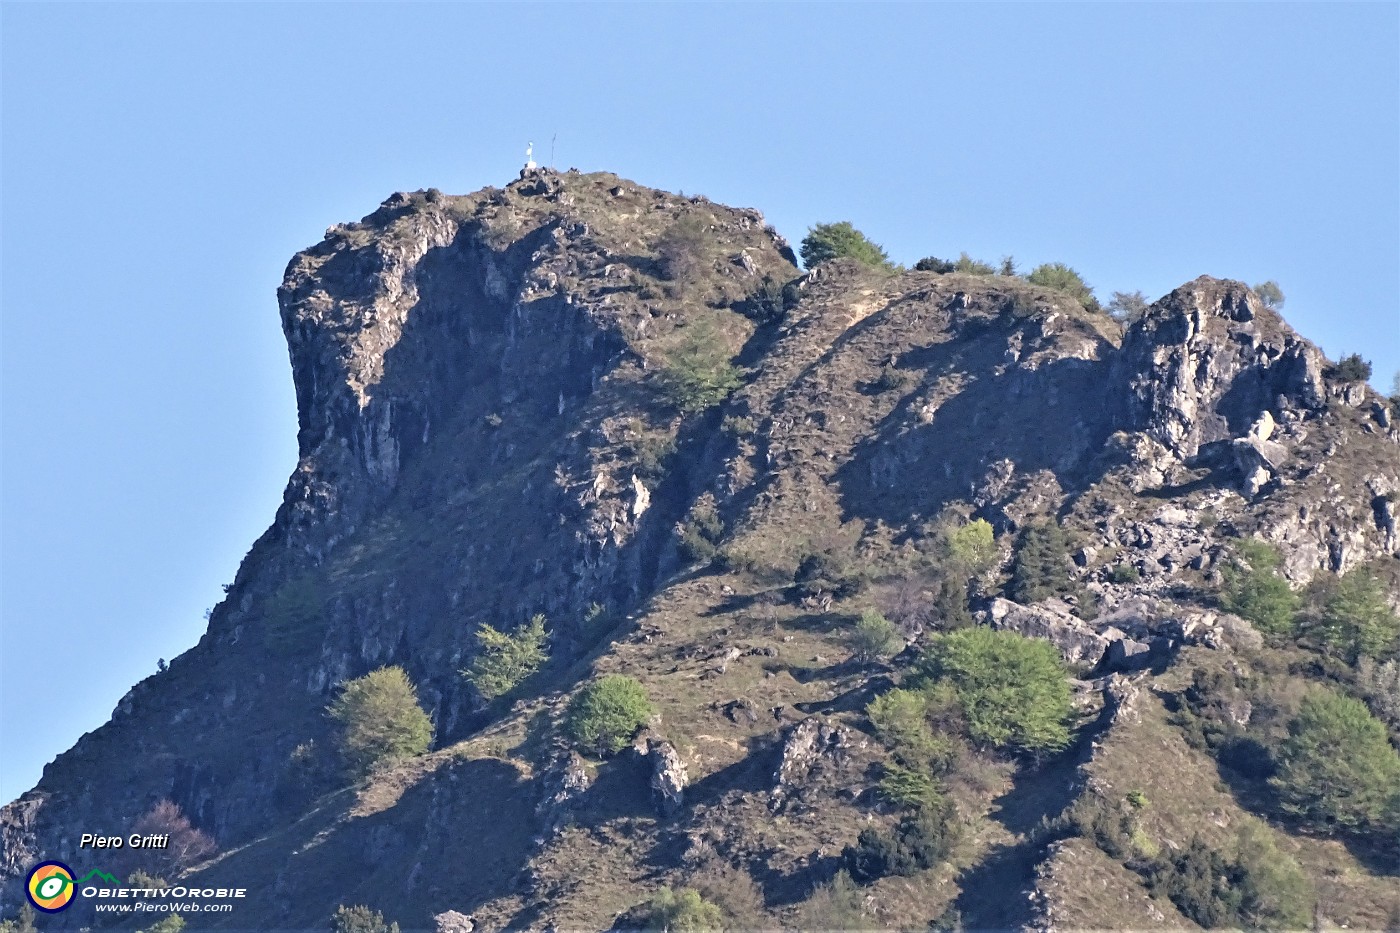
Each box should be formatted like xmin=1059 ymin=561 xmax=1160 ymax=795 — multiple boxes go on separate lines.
xmin=3 ymin=171 xmax=1397 ymax=931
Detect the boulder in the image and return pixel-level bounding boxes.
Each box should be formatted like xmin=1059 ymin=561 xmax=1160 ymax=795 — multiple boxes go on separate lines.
xmin=772 ymin=717 xmax=855 ymax=802
xmin=989 ymin=598 xmax=1109 ymax=666
xmin=536 ymin=752 xmax=591 ymax=836
xmin=643 ymin=738 xmax=689 ymax=816
xmin=434 ymin=911 xmax=476 ymax=933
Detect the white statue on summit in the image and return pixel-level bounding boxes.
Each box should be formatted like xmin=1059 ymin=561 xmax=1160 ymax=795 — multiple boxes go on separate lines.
xmin=524 ymin=141 xmax=536 ymax=171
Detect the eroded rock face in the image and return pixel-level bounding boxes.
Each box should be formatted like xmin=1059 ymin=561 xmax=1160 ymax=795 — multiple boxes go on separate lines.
xmin=1115 ymin=277 xmax=1326 ymax=465
xmin=537 ymin=752 xmax=592 ymax=837
xmin=641 ymin=737 xmax=688 ymax=816
xmin=772 ymin=717 xmax=857 ymax=807
xmin=4 ymin=177 xmax=1398 ymax=927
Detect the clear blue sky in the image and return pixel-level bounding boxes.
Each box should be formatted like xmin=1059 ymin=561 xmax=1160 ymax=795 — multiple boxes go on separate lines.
xmin=2 ymin=3 xmax=1396 ymax=804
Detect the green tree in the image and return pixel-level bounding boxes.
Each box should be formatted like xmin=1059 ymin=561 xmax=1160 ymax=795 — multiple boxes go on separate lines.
xmin=641 ymin=888 xmax=723 ymax=932
xmin=464 ymin=614 xmax=549 ymax=699
xmin=1307 ymin=568 xmax=1400 ymax=661
xmin=1330 ymin=352 xmax=1373 ymax=383
xmin=1008 ymin=521 xmax=1074 ymax=604
xmin=914 ymin=256 xmax=955 ymax=273
xmin=796 ymin=871 xmax=868 ymax=931
xmin=849 ymin=608 xmax=901 ymax=663
xmin=657 ymin=320 xmax=742 ymax=414
xmin=947 ymin=519 xmax=996 ymax=572
xmin=1234 ymin=822 xmax=1315 ymax=930
xmin=331 ymin=905 xmax=400 ymax=933
xmin=866 ymin=688 xmax=935 ymax=759
xmin=1270 ymin=688 xmax=1400 ymax=833
xmin=1027 ymin=262 xmax=1097 ymax=309
xmin=1253 ymin=280 xmax=1285 ymax=310
xmin=799 ymin=221 xmax=891 ymax=270
xmin=677 ymin=494 xmax=724 ymax=564
xmin=919 ymin=627 xmax=1071 ymax=753
xmin=1220 ymin=538 xmax=1299 ymax=636
xmin=1148 ymin=837 xmax=1243 ymax=928
xmin=327 ymin=666 xmax=434 ymax=777
xmin=953 ymin=252 xmax=996 ymax=275
xmin=567 ymin=675 xmax=655 ymax=756
xmin=878 ymin=764 xmax=942 ymax=810
xmin=843 ymin=800 xmax=960 ymax=882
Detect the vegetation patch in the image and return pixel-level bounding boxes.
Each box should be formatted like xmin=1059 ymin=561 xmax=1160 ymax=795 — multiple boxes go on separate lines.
xmin=327 ymin=666 xmax=434 ymax=777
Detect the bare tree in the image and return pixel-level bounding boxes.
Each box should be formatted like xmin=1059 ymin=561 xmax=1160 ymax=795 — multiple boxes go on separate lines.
xmin=130 ymin=799 xmax=217 ymax=877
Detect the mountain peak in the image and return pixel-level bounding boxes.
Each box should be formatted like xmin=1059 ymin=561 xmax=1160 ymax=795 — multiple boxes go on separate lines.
xmin=4 ymin=176 xmax=1396 ymax=932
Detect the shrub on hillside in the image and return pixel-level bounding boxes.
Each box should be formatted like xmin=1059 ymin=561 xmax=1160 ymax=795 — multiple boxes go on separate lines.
xmin=953 ymin=252 xmax=996 ymax=275
xmin=793 ymin=547 xmax=863 ymax=599
xmin=130 ymin=800 xmax=216 ymax=877
xmin=327 ymin=666 xmax=433 ymax=777
xmin=848 ymin=609 xmax=901 ymax=663
xmin=796 ymin=871 xmax=868 ymax=931
xmin=1107 ymin=290 xmax=1148 ymax=323
xmin=1270 ymin=688 xmax=1400 ymax=834
xmin=331 ymin=905 xmax=400 ymax=933
xmin=999 ymin=255 xmax=1019 ymax=276
xmin=1252 ymin=280 xmax=1285 ymax=310
xmin=1109 ymin=563 xmax=1140 ymax=584
xmin=1027 ymin=262 xmax=1097 ymax=310
xmin=657 ymin=320 xmax=742 ymax=414
xmin=140 ymin=916 xmax=185 ymax=933
xmin=873 ymin=364 xmax=914 ymax=393
xmin=640 ymin=888 xmax=723 ymax=932
xmin=918 ymin=627 xmax=1071 ymax=753
xmin=1147 ymin=825 xmax=1313 ymax=930
xmin=656 ymin=216 xmax=710 ymax=281
xmin=1008 ymin=522 xmax=1075 ymax=604
xmin=463 ymin=614 xmax=549 ymax=700
xmin=567 ymin=675 xmax=655 ymax=756
xmin=743 ymin=275 xmax=798 ymax=324
xmin=914 ymin=256 xmax=955 ymax=273
xmin=1304 ymin=567 xmax=1399 ymax=662
xmin=877 ymin=764 xmax=943 ymax=810
xmin=1220 ymin=539 xmax=1299 ymax=636
xmin=1329 ymin=353 xmax=1373 ymax=384
xmin=1148 ymin=837 xmax=1244 ymax=928
xmin=799 ymin=222 xmax=890 ymax=270
xmin=1232 ymin=823 xmax=1315 ymax=930
xmin=843 ymin=800 xmax=960 ymax=882
xmin=866 ymin=689 xmax=935 ymax=760
xmin=677 ymin=495 xmax=724 ymax=564
xmin=686 ymin=861 xmax=767 ymax=932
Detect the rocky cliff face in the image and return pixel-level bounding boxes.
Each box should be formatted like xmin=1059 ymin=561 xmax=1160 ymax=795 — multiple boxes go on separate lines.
xmin=3 ymin=171 xmax=1396 ymax=931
